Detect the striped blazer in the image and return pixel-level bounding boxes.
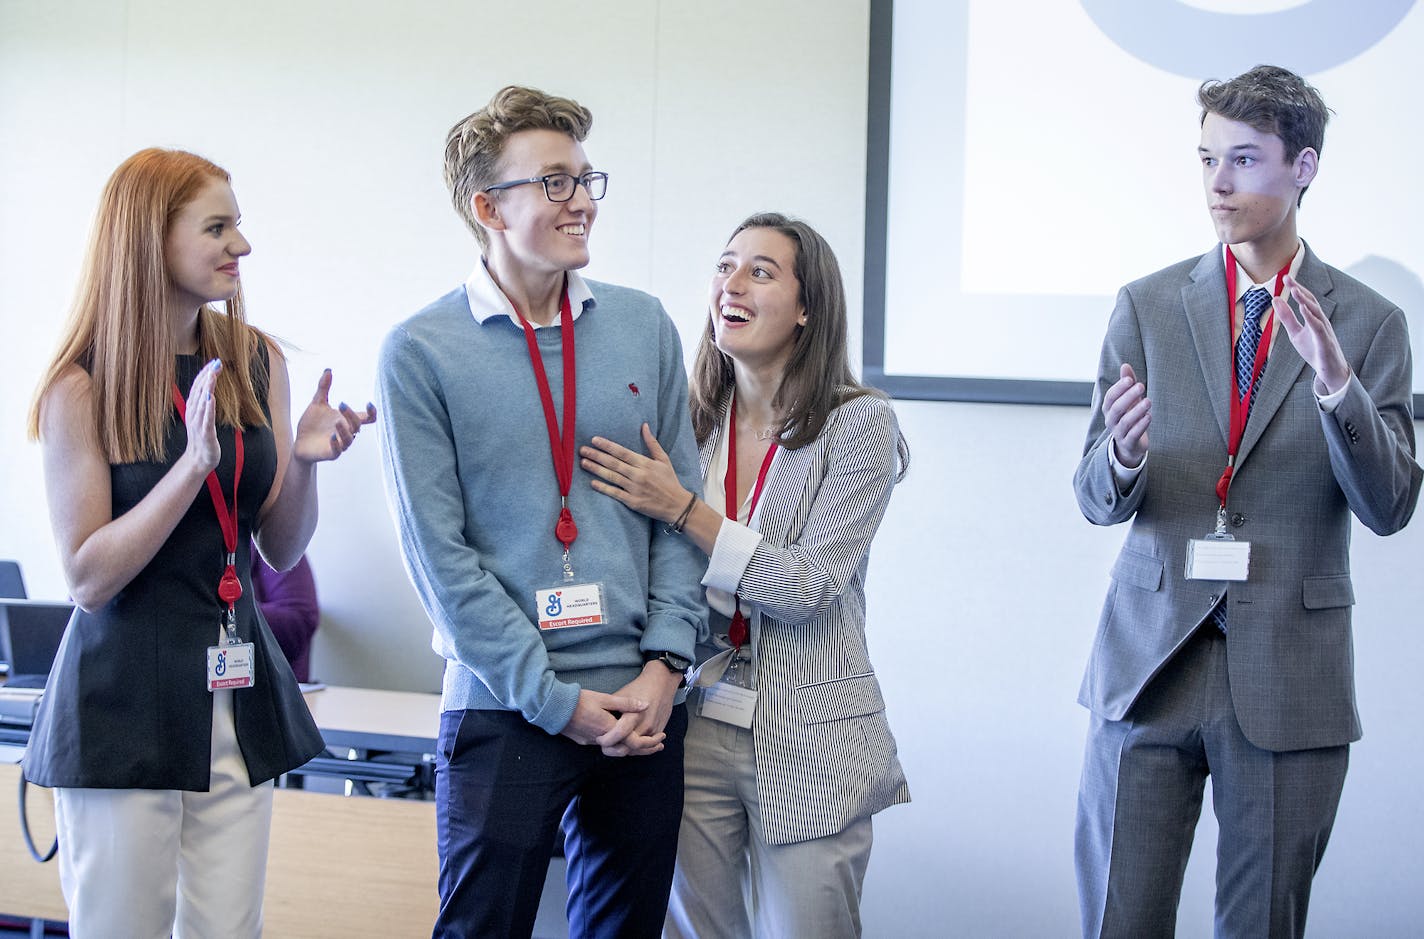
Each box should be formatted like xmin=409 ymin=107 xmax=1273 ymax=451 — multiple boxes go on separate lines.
xmin=698 ymin=392 xmax=910 ymax=846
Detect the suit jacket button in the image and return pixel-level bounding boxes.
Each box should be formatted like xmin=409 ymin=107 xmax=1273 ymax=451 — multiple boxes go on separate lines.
xmin=1208 ymin=594 xmax=1219 ymax=604
xmin=1230 ymin=512 xmax=1246 ymax=527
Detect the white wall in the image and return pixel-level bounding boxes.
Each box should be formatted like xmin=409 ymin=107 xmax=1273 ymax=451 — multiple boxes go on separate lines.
xmin=2 ymin=2 xmax=1421 ymax=936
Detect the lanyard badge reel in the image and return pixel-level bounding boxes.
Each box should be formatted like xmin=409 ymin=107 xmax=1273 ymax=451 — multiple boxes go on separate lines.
xmin=517 ymin=288 xmax=608 ymax=633
xmin=1185 ymin=248 xmax=1286 ymax=585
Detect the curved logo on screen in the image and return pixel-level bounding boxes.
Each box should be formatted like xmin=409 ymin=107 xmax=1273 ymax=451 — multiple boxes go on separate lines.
xmin=1081 ymin=0 xmax=1415 ymax=77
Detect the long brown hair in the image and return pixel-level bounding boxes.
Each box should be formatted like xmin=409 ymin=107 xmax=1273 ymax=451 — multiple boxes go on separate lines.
xmin=28 ymin=148 xmax=269 ymax=462
xmin=691 ymin=213 xmax=906 ymax=471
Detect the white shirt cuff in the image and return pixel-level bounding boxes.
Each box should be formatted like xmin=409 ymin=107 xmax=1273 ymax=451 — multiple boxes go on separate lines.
xmin=702 ymin=517 xmax=764 ymax=595
xmin=1314 ymin=374 xmax=1353 ymax=413
xmin=1108 ymin=440 xmax=1146 ymax=491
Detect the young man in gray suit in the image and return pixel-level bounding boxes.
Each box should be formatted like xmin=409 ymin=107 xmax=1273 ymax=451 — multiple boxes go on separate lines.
xmin=1073 ymin=65 xmax=1422 ymax=938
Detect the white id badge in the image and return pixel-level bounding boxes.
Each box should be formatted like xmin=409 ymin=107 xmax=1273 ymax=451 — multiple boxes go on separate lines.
xmin=1185 ymin=535 xmax=1250 ymax=581
xmin=700 ymin=681 xmax=757 ymax=728
xmin=535 ymin=582 xmax=606 ymax=630
xmin=207 ymin=642 xmax=256 ymax=691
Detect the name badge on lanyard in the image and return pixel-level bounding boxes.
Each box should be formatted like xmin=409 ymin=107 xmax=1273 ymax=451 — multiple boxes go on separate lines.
xmin=1185 ymin=248 xmax=1289 ymax=584
xmin=513 ymin=283 xmax=607 ymax=627
xmin=696 ymin=392 xmax=777 ymax=727
xmin=171 ymin=380 xmax=259 ymax=692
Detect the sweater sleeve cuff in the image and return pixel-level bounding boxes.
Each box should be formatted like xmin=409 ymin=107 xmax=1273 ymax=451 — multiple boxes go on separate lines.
xmin=528 ymin=679 xmax=581 ymax=736
xmin=701 ymin=516 xmax=763 ymax=595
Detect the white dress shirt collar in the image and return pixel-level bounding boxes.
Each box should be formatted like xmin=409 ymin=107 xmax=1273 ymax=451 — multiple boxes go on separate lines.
xmin=462 ymin=259 xmax=595 ymax=327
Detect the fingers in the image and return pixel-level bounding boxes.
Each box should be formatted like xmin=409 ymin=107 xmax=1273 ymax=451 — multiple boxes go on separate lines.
xmin=580 ymin=447 xmax=629 ymax=481
xmin=1103 ymin=370 xmax=1148 ymax=432
xmin=603 ymin=731 xmax=666 ymax=758
xmin=594 ymin=692 xmax=648 ymax=714
xmin=594 ymin=710 xmax=641 ymax=750
xmin=1280 ymin=275 xmax=1327 ymax=329
xmin=303 ymin=370 xmax=376 ymax=462
xmin=1102 ymin=362 xmax=1149 ymax=465
xmin=584 ymin=435 xmax=639 ymax=464
xmin=641 ymin=423 xmax=670 ymax=464
xmin=1116 ymin=408 xmax=1151 ymax=451
xmin=311 ymin=367 xmax=333 ymax=406
xmin=185 ymin=358 xmax=221 ymax=402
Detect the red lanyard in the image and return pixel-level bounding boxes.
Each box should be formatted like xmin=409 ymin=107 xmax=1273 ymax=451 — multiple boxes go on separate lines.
xmin=724 ymin=392 xmax=778 ymax=649
xmin=171 ymin=382 xmax=244 ymax=634
xmin=512 ymin=286 xmax=579 ymax=563
xmin=1214 ymin=246 xmax=1290 ymax=507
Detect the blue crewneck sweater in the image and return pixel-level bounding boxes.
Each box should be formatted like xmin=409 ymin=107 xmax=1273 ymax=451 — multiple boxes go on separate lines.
xmin=377 ymin=274 xmax=708 ymax=734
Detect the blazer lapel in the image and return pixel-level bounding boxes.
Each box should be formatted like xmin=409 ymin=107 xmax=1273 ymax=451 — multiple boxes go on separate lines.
xmin=1234 ymin=243 xmax=1331 ymax=468
xmin=698 ymin=407 xmax=725 ymax=479
xmin=1182 ymin=248 xmax=1233 ymax=446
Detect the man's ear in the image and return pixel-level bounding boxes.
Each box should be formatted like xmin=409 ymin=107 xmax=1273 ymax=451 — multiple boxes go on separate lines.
xmin=1294 ymin=147 xmax=1319 ymax=191
xmin=472 ymin=190 xmax=505 ymax=235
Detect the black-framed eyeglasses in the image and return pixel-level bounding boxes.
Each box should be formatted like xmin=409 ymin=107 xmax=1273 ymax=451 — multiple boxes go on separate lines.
xmin=482 ymin=171 xmax=609 ymax=203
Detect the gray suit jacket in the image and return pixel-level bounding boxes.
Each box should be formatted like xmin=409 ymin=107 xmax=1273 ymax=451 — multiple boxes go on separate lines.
xmin=1073 ymin=243 xmax=1421 ymax=752
xmin=698 ymin=393 xmax=910 ymax=845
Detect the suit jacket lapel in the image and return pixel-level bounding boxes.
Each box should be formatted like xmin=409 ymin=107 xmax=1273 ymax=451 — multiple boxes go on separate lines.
xmin=1235 ymin=243 xmax=1332 ymax=468
xmin=1183 ymin=248 xmax=1232 ymax=446
xmin=698 ymin=405 xmax=725 ymax=479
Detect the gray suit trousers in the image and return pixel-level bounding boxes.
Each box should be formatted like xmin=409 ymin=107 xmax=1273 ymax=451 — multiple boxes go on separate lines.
xmin=1076 ymin=627 xmax=1348 ymax=939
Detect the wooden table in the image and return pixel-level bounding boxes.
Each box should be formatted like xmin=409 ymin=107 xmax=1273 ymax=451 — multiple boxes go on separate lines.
xmin=0 ymin=686 xmax=444 ymax=937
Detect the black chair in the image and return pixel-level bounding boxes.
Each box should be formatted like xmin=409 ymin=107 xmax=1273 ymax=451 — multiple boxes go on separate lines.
xmin=0 ymin=560 xmax=25 ymax=599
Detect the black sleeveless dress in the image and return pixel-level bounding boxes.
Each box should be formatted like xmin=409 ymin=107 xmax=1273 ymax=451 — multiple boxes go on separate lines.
xmin=24 ymin=351 xmax=324 ymax=790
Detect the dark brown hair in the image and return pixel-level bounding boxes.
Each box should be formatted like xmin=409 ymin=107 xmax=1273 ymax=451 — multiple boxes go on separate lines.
xmin=444 ymin=86 xmax=594 ymax=249
xmin=1198 ymin=65 xmax=1329 ymax=206
xmin=690 ymin=212 xmax=907 ymax=475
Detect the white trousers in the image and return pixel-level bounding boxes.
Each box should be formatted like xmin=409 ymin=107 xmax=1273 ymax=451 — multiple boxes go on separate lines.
xmin=53 ymin=689 xmax=274 ymax=939
xmin=665 ymin=707 xmax=873 ymax=939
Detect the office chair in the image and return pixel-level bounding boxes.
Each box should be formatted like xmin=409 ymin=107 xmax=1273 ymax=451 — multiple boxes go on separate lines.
xmin=0 ymin=560 xmax=25 ymax=599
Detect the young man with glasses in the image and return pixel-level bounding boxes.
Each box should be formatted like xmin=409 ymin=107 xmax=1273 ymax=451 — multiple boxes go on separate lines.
xmin=377 ymin=85 xmax=708 ymax=938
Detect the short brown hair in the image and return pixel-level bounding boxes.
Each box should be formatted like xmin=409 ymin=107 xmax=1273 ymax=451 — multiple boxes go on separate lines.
xmin=443 ymin=86 xmax=593 ymax=248
xmin=1198 ymin=65 xmax=1330 ymax=206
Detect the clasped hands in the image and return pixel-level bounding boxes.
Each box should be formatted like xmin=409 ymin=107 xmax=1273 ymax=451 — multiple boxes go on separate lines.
xmin=561 ymin=663 xmax=683 ymax=757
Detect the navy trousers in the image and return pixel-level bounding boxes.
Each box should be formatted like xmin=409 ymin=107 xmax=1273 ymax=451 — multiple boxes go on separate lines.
xmin=432 ymin=705 xmax=687 ymax=939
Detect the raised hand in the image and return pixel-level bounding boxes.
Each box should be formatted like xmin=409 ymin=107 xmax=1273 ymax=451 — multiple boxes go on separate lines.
xmin=1103 ymin=363 xmax=1151 ymax=467
xmin=292 ymin=368 xmax=377 ymax=465
xmin=1274 ymin=274 xmax=1351 ymax=395
xmin=183 ymin=359 xmax=223 ymax=474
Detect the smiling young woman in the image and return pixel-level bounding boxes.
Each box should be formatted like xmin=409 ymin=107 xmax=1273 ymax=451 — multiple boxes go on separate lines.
xmin=24 ymin=147 xmax=374 ymax=938
xmin=582 ymin=211 xmax=911 ymax=937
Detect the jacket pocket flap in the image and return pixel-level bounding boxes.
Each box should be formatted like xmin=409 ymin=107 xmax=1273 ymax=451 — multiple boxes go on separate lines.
xmin=1111 ymin=548 xmax=1164 ymax=592
xmin=794 ymin=673 xmax=885 ymax=725
xmin=1302 ymin=574 xmax=1355 ymax=610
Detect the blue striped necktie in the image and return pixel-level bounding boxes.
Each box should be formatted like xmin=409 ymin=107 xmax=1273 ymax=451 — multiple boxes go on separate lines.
xmin=1236 ymin=287 xmax=1272 ymax=402
xmin=1211 ymin=286 xmax=1274 ymax=634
